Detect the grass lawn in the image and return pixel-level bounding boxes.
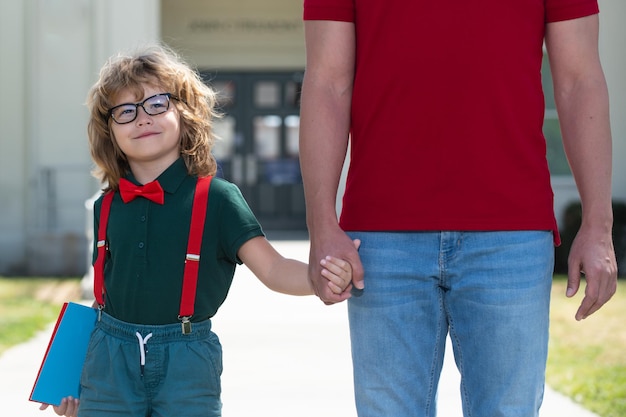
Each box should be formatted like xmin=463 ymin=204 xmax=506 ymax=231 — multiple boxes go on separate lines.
xmin=548 ymin=276 xmax=626 ymax=417
xmin=0 ymin=277 xmax=81 ymax=356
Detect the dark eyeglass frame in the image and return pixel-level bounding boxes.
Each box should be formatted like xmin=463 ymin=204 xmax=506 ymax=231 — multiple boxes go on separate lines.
xmin=108 ymin=93 xmax=179 ymax=125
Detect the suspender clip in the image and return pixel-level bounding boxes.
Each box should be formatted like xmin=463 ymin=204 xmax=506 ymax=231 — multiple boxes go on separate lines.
xmin=179 ymin=316 xmax=192 ymax=335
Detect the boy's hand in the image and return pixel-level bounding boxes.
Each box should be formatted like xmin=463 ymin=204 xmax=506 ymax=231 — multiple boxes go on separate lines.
xmin=319 ymin=239 xmax=361 ymax=295
xmin=39 ymin=397 xmax=79 ymax=417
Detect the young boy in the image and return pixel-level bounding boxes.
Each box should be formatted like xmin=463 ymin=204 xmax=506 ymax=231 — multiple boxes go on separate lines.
xmin=40 ymin=45 xmax=355 ymax=417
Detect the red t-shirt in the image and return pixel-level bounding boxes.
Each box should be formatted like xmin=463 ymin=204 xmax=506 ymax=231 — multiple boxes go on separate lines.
xmin=304 ymin=0 xmax=599 ymax=245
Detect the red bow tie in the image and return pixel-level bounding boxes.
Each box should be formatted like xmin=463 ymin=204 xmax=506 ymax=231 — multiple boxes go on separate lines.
xmin=118 ymin=178 xmax=165 ymax=204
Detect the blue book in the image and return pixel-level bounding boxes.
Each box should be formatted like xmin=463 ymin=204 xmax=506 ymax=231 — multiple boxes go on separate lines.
xmin=29 ymin=302 xmax=97 ymax=406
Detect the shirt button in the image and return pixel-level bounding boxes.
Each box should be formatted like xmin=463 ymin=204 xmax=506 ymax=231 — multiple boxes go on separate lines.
xmin=138 ymin=242 xmax=145 ymax=249
xmin=140 ymin=216 xmax=146 ymax=222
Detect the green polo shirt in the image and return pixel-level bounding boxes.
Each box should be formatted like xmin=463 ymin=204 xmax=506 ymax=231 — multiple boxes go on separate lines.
xmin=92 ymin=158 xmax=264 ymax=325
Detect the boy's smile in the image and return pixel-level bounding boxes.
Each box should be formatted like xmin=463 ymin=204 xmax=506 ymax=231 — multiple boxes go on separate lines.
xmin=135 ymin=130 xmax=161 ymax=139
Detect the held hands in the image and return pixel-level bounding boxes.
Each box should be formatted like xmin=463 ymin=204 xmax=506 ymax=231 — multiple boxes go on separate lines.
xmin=39 ymin=397 xmax=79 ymax=417
xmin=309 ymin=228 xmax=364 ymax=305
xmin=317 ymin=239 xmax=362 ymax=297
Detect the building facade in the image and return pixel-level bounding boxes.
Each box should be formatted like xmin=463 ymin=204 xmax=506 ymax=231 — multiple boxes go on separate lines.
xmin=0 ymin=0 xmax=624 ymax=276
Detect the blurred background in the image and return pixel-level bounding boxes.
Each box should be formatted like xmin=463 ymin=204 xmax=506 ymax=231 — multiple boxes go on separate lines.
xmin=0 ymin=0 xmax=625 ymax=279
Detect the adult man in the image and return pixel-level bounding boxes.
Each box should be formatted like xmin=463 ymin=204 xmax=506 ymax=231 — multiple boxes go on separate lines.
xmin=299 ymin=1 xmax=617 ymax=416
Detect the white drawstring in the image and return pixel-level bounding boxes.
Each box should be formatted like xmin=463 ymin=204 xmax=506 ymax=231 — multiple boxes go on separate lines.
xmin=135 ymin=332 xmax=153 ymax=376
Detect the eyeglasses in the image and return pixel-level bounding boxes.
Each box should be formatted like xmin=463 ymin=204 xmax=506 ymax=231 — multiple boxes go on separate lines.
xmin=109 ymin=93 xmax=178 ymax=124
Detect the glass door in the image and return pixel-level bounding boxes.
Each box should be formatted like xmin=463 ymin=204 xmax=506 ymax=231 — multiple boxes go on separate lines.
xmin=202 ymin=71 xmax=306 ymax=230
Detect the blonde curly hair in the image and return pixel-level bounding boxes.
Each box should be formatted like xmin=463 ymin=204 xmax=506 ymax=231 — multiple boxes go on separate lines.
xmin=87 ymin=44 xmax=219 ymax=191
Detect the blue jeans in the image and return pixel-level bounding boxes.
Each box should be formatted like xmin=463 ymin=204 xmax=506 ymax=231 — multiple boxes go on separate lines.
xmin=347 ymin=231 xmax=554 ymax=417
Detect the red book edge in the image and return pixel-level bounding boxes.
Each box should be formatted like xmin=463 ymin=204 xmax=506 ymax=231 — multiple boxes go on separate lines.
xmin=28 ymin=302 xmax=69 ymax=404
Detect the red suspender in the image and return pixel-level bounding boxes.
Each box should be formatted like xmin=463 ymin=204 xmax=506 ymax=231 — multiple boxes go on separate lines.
xmin=178 ymin=176 xmax=212 ymax=333
xmin=94 ymin=191 xmax=114 ymax=307
xmin=93 ymin=176 xmax=213 ymax=334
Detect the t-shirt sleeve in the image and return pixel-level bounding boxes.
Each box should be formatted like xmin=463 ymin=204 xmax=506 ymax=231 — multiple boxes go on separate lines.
xmin=545 ymin=0 xmax=599 ymax=23
xmin=212 ymin=179 xmax=264 ymax=264
xmin=303 ymin=0 xmax=355 ymax=22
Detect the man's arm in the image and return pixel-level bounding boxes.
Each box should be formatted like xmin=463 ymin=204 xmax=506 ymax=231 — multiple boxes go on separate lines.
xmin=299 ymin=20 xmax=363 ymax=304
xmin=545 ymin=14 xmax=617 ymax=320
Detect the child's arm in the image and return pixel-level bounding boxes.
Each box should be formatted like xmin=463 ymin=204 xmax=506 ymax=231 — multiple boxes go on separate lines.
xmin=237 ymin=236 xmax=353 ymax=296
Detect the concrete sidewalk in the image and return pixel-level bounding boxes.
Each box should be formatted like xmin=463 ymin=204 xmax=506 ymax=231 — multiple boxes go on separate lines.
xmin=2 ymin=240 xmax=600 ymax=416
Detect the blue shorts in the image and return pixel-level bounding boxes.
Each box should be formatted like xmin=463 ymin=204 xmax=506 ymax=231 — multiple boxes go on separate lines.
xmin=78 ymin=313 xmax=222 ymax=417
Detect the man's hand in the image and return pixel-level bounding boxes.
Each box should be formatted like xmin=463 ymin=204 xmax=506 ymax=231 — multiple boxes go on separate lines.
xmin=566 ymin=225 xmax=617 ymax=320
xmin=309 ymin=225 xmax=363 ymax=305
